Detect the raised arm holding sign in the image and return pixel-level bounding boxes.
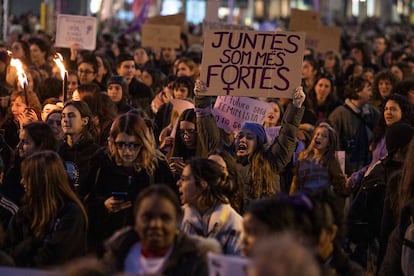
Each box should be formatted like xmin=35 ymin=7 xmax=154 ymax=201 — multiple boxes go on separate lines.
xmin=200 ymin=29 xmax=306 ymax=98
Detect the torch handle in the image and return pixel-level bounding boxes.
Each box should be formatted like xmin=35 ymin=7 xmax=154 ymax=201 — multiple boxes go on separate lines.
xmin=23 ymin=83 xmax=29 ymax=109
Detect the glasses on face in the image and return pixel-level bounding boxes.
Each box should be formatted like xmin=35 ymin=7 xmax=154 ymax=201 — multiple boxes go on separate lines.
xmin=78 ymin=69 xmax=94 ymax=75
xmin=115 ymin=141 xmax=141 ymax=151
xmin=179 ymin=129 xmax=196 ymax=137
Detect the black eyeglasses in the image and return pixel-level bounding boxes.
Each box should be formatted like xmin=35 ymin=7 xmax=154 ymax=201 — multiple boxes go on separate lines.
xmin=179 ymin=129 xmax=197 ymax=136
xmin=115 ymin=141 xmax=141 ymax=151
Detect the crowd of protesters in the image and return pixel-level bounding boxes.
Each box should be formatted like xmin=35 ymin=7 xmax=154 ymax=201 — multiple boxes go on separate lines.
xmin=0 ymin=12 xmax=413 ymax=275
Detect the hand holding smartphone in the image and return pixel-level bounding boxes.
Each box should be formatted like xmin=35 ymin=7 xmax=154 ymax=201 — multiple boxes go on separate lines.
xmin=111 ymin=191 xmax=128 ymax=201
xmin=170 ymin=156 xmax=184 ymax=163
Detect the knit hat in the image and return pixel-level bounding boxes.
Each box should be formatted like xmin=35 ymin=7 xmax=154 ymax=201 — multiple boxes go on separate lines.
xmin=107 ymin=75 xmax=128 ymax=94
xmin=241 ymin=122 xmax=268 ymax=144
xmin=385 ymin=121 xmax=414 ymax=155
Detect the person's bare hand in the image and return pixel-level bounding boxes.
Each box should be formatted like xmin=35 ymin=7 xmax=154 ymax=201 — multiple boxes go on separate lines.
xmin=292 ymin=86 xmax=306 ymax=108
xmin=70 ymin=43 xmax=81 ymax=60
xmin=169 ymin=161 xmax=185 ymax=176
xmin=160 ymin=136 xmax=174 ymax=150
xmin=104 ymin=197 xmax=132 ymax=213
xmin=194 ymin=79 xmax=208 ymax=96
xmin=17 ymin=109 xmax=37 ymax=126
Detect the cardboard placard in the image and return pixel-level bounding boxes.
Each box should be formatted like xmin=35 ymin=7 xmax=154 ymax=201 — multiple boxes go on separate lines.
xmin=146 ymin=13 xmax=185 ymax=26
xmin=305 ymin=26 xmax=341 ymax=58
xmin=200 ymin=29 xmax=306 ymax=97
xmin=212 ymin=96 xmax=270 ymax=133
xmin=203 ymin=21 xmax=252 ymax=32
xmin=141 ymin=24 xmax=181 ymax=49
xmin=289 ymin=8 xmax=321 ymax=32
xmin=205 ymin=1 xmax=221 ymax=22
xmin=55 ymin=14 xmax=97 ymax=50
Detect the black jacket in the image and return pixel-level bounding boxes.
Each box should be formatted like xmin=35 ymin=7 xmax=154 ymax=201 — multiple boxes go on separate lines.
xmin=319 ymin=244 xmax=364 ymax=276
xmin=84 ymin=149 xmax=176 ymax=252
xmin=102 ymin=227 xmax=209 ymax=276
xmin=58 ymin=138 xmax=101 ymax=198
xmin=4 ymin=202 xmax=87 ymax=268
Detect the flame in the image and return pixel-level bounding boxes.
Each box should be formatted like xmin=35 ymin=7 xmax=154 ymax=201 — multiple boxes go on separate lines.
xmin=10 ymin=58 xmax=27 ymax=90
xmin=53 ymin=52 xmax=66 ymax=80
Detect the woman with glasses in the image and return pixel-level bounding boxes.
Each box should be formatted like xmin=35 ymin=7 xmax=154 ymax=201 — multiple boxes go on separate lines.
xmin=77 ymin=56 xmax=99 ymax=86
xmin=84 ymin=109 xmax=175 ymax=254
xmin=169 ymin=108 xmax=202 ymax=178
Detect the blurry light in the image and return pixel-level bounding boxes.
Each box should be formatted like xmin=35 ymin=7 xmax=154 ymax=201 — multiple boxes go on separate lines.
xmin=90 ymin=0 xmax=102 ymax=14
xmin=161 ymin=0 xmax=182 ymax=15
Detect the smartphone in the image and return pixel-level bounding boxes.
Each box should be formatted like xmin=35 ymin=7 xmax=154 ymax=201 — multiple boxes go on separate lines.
xmin=111 ymin=192 xmax=128 ymax=201
xmin=170 ymin=156 xmax=184 ymax=163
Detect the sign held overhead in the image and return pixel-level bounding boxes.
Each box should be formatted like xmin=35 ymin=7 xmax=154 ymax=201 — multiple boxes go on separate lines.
xmin=200 ymin=29 xmax=306 ymax=98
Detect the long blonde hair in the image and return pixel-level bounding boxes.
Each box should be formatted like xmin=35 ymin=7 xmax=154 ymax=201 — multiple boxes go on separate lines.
xmin=108 ymin=109 xmax=165 ymax=175
xmin=298 ymin=124 xmax=337 ymax=167
xmin=250 ymin=149 xmax=277 ymax=198
xmin=21 ymin=151 xmax=88 ymax=239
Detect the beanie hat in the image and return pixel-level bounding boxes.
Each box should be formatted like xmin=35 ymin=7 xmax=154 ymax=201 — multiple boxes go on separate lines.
xmin=386 ymin=121 xmax=414 ymax=156
xmin=241 ymin=122 xmax=267 ymax=144
xmin=107 ymin=75 xmax=128 ymax=94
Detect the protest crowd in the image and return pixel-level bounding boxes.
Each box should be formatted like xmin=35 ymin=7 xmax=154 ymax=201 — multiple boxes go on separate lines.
xmin=0 ymin=11 xmax=414 ymax=276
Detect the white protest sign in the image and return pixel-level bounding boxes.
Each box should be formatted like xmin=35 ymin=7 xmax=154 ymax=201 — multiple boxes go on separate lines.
xmin=55 ymin=14 xmax=97 ymax=50
xmin=208 ymin=252 xmax=250 ymax=276
xmin=200 ymin=29 xmax=306 ymax=97
xmin=212 ymin=96 xmax=270 ymax=133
